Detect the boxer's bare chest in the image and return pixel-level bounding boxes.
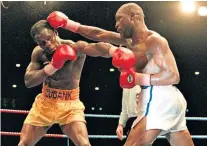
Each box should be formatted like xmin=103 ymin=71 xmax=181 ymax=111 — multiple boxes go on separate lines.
xmin=40 ymin=52 xmax=86 ymax=89
xmin=126 ymin=43 xmax=149 ymax=72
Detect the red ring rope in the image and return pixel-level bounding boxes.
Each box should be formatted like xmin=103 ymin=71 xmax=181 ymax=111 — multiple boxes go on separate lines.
xmin=1 ymin=132 xmax=67 ymax=138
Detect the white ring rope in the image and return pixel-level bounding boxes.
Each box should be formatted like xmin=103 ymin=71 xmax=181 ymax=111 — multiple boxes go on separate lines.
xmin=1 ymin=132 xmax=207 ymax=139
xmin=1 ymin=109 xmax=207 ymax=140
xmin=1 ymin=109 xmax=207 ymax=121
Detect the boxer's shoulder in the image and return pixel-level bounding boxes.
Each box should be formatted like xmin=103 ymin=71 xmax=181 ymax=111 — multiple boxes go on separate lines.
xmin=146 ymin=31 xmax=166 ymax=45
xmin=31 ymin=46 xmax=47 ymax=63
xmin=31 ymin=46 xmax=43 ymax=57
xmin=32 ymin=46 xmax=44 ymax=54
xmin=145 ymin=32 xmax=167 ymax=53
xmin=60 ymin=39 xmax=87 ymax=57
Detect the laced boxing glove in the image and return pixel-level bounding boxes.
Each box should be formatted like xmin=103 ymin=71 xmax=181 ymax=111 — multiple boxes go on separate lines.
xmin=44 ymin=44 xmax=76 ymax=76
xmin=109 ymin=46 xmax=150 ymax=88
xmin=110 ymin=47 xmax=136 ymax=71
xmin=47 ymin=11 xmax=80 ymax=33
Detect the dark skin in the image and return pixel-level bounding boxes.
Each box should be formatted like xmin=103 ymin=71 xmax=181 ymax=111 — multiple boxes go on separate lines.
xmin=25 ymin=42 xmax=86 ymax=89
xmin=64 ymin=3 xmax=194 ymax=146
xmin=77 ymin=21 xmax=179 ymax=86
xmin=25 ymin=29 xmax=111 ymax=89
xmin=24 ymin=28 xmax=85 ymax=89
xmin=19 ymin=28 xmax=112 ymax=146
xmin=77 ymin=29 xmax=193 ymax=146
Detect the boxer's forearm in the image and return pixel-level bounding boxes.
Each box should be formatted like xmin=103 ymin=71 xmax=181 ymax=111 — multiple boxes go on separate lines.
xmin=150 ymin=70 xmax=180 ymax=85
xmin=24 ymin=70 xmax=48 ymax=88
xmin=79 ymin=42 xmax=115 ymax=58
xmin=77 ymin=25 xmax=125 ymax=45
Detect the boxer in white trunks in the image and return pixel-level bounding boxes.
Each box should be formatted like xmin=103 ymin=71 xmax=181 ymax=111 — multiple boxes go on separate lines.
xmin=46 ymin=3 xmax=194 ymax=145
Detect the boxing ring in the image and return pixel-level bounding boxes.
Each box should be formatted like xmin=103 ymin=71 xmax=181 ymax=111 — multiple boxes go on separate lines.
xmin=1 ymin=109 xmax=207 ymax=145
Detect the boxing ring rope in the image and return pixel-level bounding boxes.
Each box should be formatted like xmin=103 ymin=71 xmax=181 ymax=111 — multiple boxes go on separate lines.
xmin=1 ymin=131 xmax=207 ymax=139
xmin=1 ymin=109 xmax=207 ymax=145
xmin=1 ymin=109 xmax=207 ymax=121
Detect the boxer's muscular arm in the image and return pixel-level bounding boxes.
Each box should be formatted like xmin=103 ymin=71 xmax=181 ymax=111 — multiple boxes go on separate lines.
xmin=69 ymin=41 xmax=116 ymax=58
xmin=146 ymin=35 xmax=180 ymax=85
xmin=24 ymin=47 xmax=48 ymax=88
xmin=47 ymin=11 xmax=126 ymax=45
xmin=77 ymin=25 xmax=126 ymax=46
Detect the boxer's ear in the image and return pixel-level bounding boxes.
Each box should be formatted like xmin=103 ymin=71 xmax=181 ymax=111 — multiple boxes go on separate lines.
xmin=131 ymin=13 xmax=136 ymax=21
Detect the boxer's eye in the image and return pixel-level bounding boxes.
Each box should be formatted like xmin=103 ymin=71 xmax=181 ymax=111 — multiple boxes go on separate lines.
xmin=39 ymin=41 xmax=46 ymax=46
xmin=47 ymin=36 xmax=52 ymax=41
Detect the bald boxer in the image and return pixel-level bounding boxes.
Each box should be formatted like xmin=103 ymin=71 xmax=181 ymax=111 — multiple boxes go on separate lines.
xmin=18 ymin=20 xmax=118 ymax=146
xmin=47 ymin=2 xmax=194 ymax=146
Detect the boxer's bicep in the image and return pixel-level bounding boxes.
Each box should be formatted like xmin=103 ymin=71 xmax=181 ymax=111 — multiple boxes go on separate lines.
xmin=24 ymin=48 xmax=48 ymax=88
xmin=26 ymin=62 xmax=41 ymax=74
xmin=26 ymin=48 xmax=42 ymax=73
xmin=153 ymin=39 xmax=179 ymax=76
xmin=147 ymin=36 xmax=179 ymax=85
xmin=78 ymin=25 xmax=125 ymax=45
xmin=147 ymin=35 xmax=168 ymax=70
xmin=25 ymin=48 xmax=43 ymax=79
xmin=97 ymin=31 xmax=126 ymax=46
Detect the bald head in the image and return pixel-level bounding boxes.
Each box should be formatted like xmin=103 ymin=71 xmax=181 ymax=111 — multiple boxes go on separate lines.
xmin=115 ymin=3 xmax=146 ymax=39
xmin=117 ymin=3 xmax=144 ymax=18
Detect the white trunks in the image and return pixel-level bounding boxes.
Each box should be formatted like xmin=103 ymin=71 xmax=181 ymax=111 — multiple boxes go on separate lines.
xmin=132 ymin=85 xmax=187 ymax=136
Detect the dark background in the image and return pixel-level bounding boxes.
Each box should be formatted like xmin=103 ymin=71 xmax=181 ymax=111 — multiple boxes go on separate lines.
xmin=1 ymin=1 xmax=207 ymax=146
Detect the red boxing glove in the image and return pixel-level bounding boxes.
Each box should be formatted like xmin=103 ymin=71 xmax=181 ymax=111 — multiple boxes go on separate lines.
xmin=47 ymin=11 xmax=80 ymax=33
xmin=44 ymin=45 xmax=76 ymax=75
xmin=111 ymin=47 xmax=136 ymax=71
xmin=120 ymin=68 xmax=136 ymax=88
xmin=47 ymin=11 xmax=68 ymax=29
xmin=120 ymin=68 xmax=151 ymax=88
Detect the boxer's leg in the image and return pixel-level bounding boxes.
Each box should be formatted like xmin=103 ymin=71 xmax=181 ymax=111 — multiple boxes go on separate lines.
xmin=166 ymin=130 xmax=194 ymax=146
xmin=61 ymin=121 xmax=91 ymax=146
xmin=18 ymin=124 xmax=49 ymax=146
xmin=124 ymin=116 xmax=161 ymax=146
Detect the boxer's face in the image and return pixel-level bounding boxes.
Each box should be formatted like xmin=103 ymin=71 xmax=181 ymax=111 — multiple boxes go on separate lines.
xmin=34 ymin=28 xmax=59 ymax=54
xmin=115 ymin=12 xmax=133 ymax=39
